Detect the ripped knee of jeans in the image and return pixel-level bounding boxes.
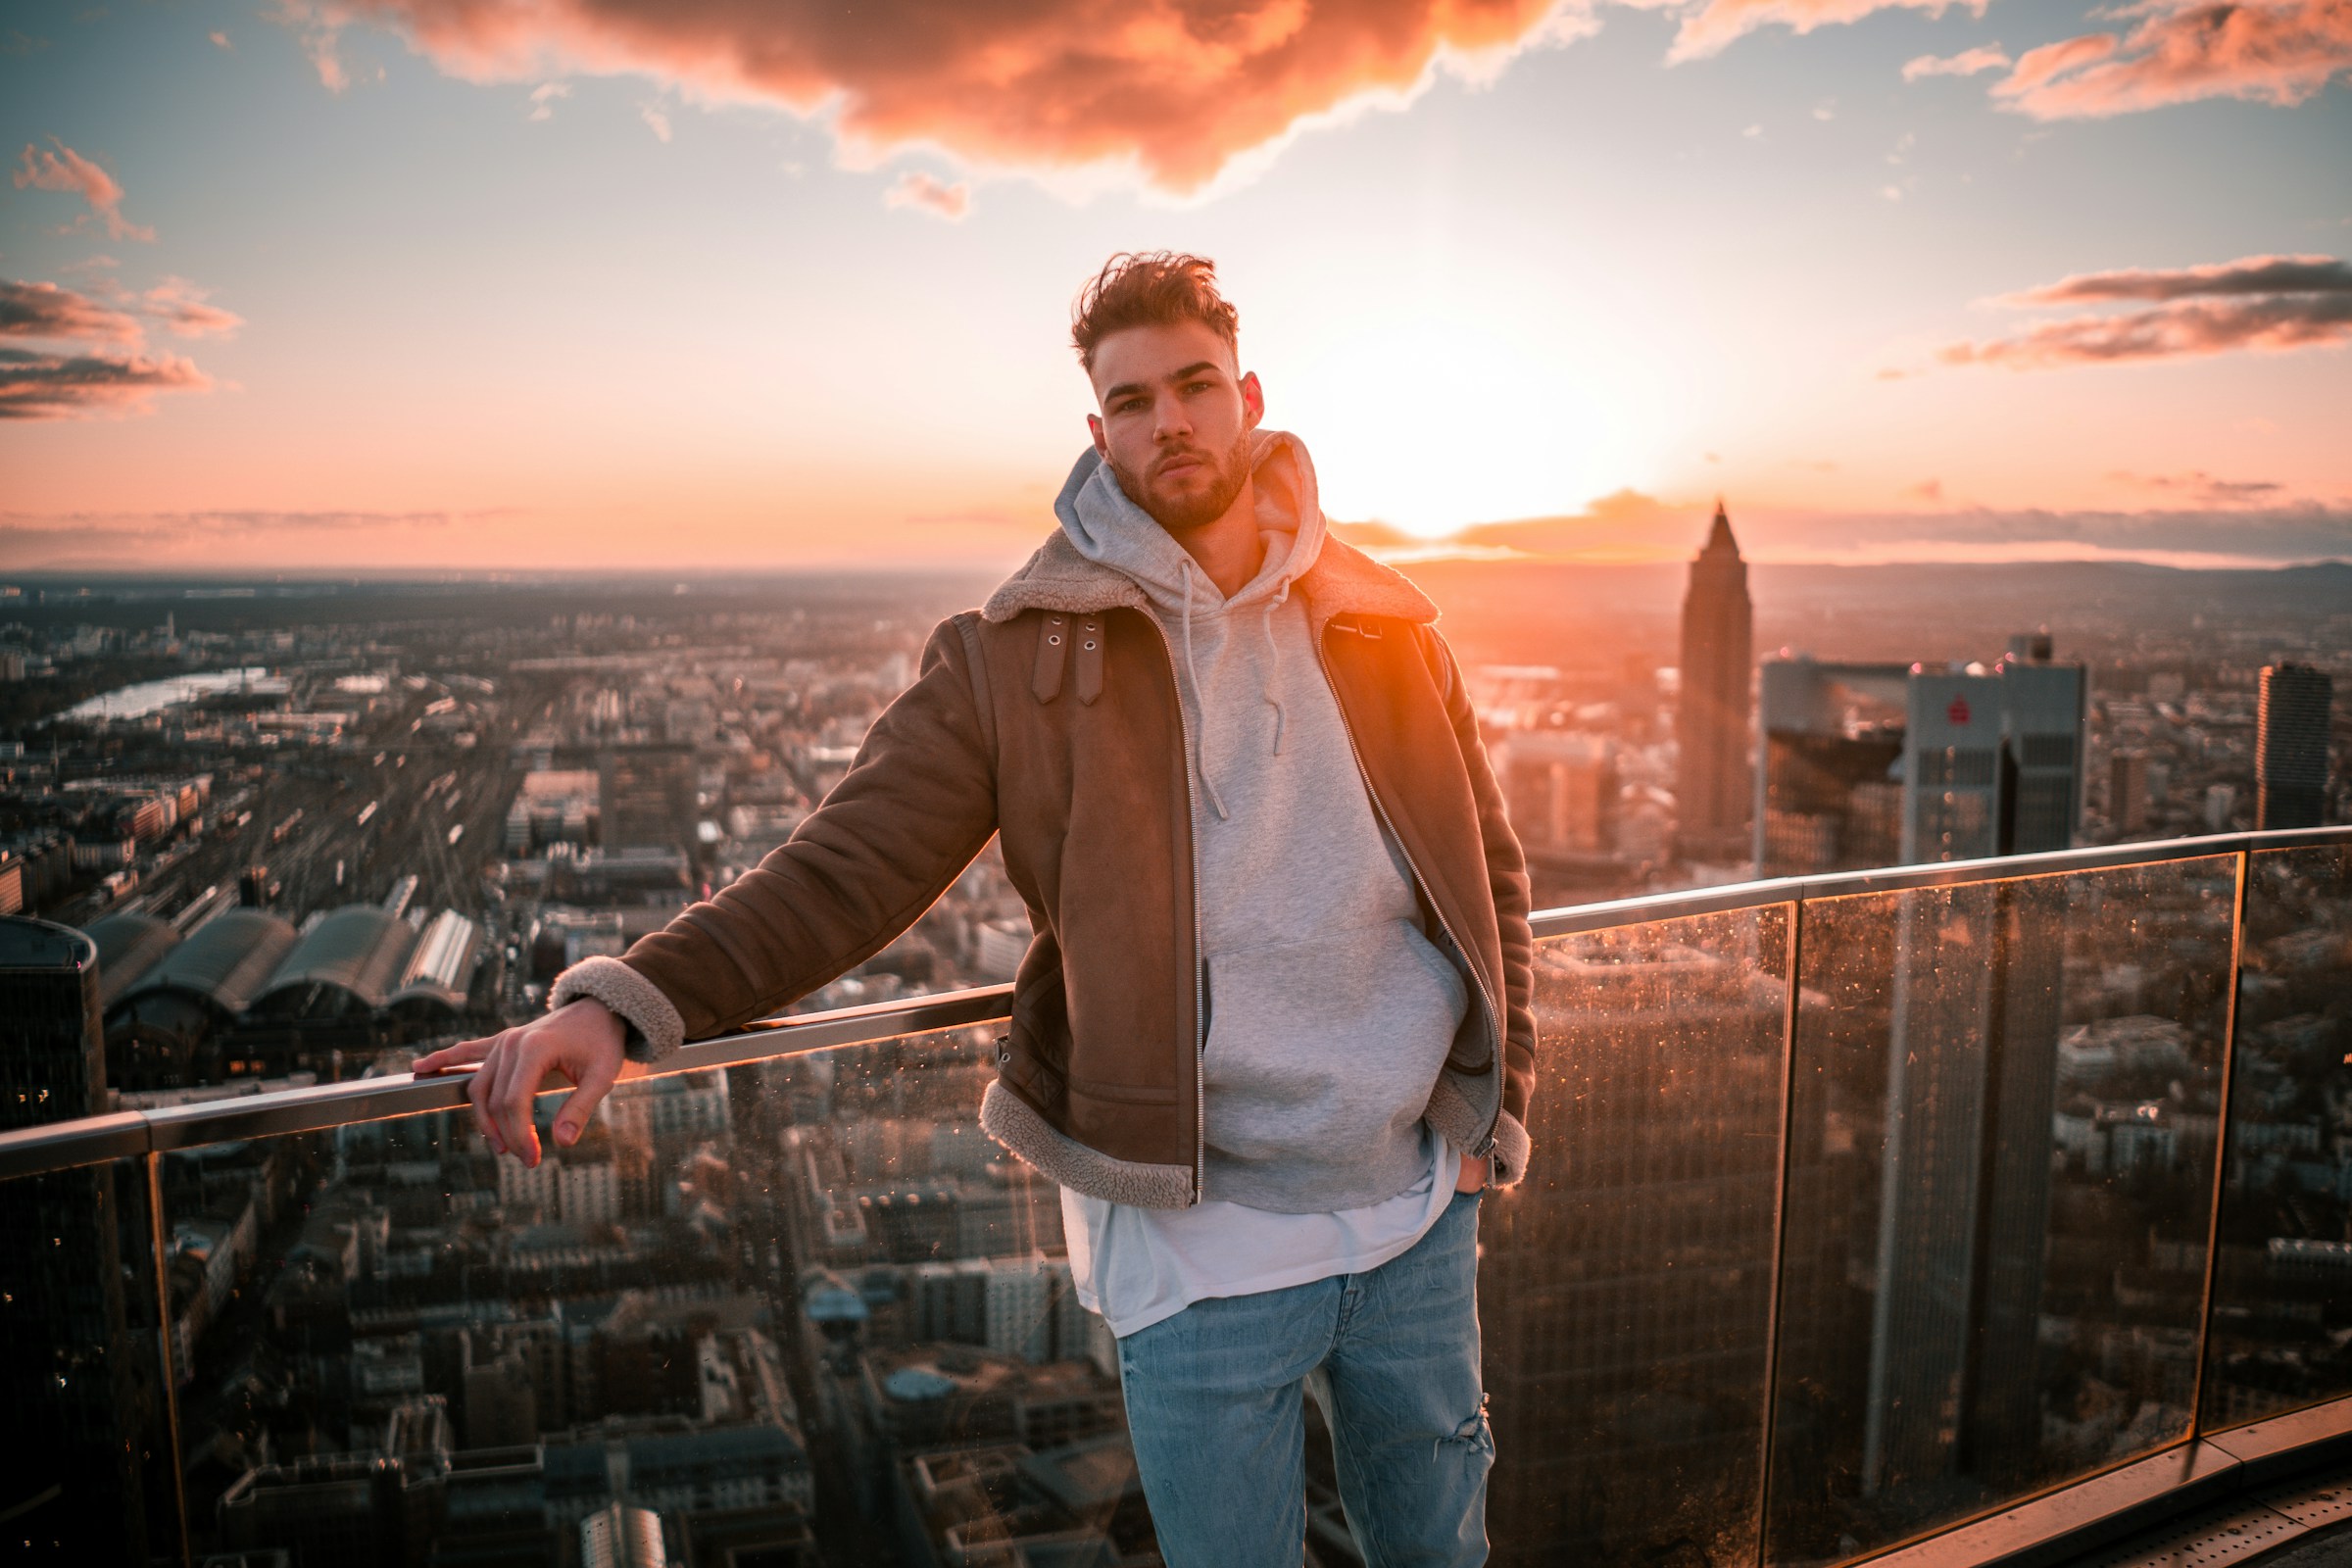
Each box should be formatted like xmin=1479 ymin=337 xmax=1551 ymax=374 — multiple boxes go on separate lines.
xmin=1437 ymin=1392 xmax=1494 ymax=1462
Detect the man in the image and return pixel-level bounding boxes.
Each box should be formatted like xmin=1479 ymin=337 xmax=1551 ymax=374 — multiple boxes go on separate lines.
xmin=418 ymin=251 xmax=1536 ymax=1566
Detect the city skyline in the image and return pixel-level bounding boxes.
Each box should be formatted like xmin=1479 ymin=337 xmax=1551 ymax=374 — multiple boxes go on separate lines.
xmin=1 ymin=544 xmax=2344 ymax=1562
xmin=3 ymin=0 xmax=2349 ymax=572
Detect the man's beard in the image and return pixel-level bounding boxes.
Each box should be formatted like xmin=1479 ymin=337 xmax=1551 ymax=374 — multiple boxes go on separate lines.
xmin=1107 ymin=428 xmax=1253 ymax=534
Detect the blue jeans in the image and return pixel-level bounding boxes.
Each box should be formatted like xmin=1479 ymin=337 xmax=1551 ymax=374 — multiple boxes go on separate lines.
xmin=1116 ymin=1187 xmax=1492 ymax=1568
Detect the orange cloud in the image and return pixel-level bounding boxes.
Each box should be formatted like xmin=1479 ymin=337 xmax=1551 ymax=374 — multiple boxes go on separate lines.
xmin=2107 ymin=468 xmax=2285 ymax=506
xmin=1994 ymin=0 xmax=2352 ymax=118
xmin=1935 ymin=253 xmax=2352 ymax=369
xmin=4 ymin=274 xmax=243 ymax=346
xmin=1902 ymin=42 xmax=2011 ymax=78
xmin=0 ymin=278 xmax=142 ymax=344
xmin=1938 ymin=300 xmax=2352 ymax=367
xmin=1998 ymin=31 xmax=2120 ymax=95
xmin=137 ymin=276 xmax=246 ymax=339
xmin=1664 ymin=0 xmax=1984 ymax=62
xmin=2011 ymin=253 xmax=2352 ymax=305
xmin=884 ymin=171 xmax=970 ymax=220
xmin=13 ymin=138 xmax=156 ymax=242
xmin=274 ymin=0 xmax=1585 ymax=191
xmin=0 ymin=346 xmax=213 ymax=419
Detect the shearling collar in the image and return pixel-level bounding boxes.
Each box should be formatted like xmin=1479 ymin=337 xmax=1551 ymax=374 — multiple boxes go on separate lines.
xmin=981 ymin=527 xmax=1439 ymax=630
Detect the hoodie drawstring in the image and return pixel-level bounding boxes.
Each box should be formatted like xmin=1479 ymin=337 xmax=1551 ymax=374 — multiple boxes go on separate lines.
xmin=1179 ymin=560 xmax=1231 ymax=822
xmin=1261 ymin=582 xmax=1289 ymax=757
xmin=1178 ymin=561 xmax=1294 ymax=819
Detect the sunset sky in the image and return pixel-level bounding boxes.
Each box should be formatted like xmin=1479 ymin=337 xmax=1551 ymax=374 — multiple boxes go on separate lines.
xmin=3 ymin=0 xmax=2348 ymax=573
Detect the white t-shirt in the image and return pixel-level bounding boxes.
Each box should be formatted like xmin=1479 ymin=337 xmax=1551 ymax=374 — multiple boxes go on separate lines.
xmin=1062 ymin=1123 xmax=1458 ymax=1340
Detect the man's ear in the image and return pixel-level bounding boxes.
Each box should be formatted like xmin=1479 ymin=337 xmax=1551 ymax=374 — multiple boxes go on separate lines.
xmin=1086 ymin=412 xmax=1109 ymax=459
xmin=1240 ymin=370 xmax=1264 ymax=431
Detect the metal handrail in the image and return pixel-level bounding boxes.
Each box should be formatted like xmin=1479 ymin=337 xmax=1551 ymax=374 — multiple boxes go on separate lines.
xmin=4 ymin=825 xmax=2344 ymax=1182
xmin=0 ymin=985 xmax=1013 ymax=1180
xmin=1525 ymin=824 xmax=2347 ymax=936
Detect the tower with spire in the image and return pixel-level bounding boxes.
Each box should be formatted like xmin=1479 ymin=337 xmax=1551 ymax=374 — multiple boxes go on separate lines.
xmin=1675 ymin=499 xmax=1754 ymax=862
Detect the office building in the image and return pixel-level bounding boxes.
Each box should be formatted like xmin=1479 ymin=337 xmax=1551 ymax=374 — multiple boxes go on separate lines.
xmin=2257 ymin=662 xmax=2332 ymax=829
xmin=1499 ymin=729 xmax=1619 ymax=858
xmin=1675 ymin=502 xmax=1753 ymax=861
xmin=1479 ymin=929 xmax=1787 ymax=1558
xmin=600 ymin=745 xmax=698 ymax=856
xmin=1757 ymin=643 xmax=2084 ymax=875
xmin=580 ymin=1502 xmax=667 ymax=1567
xmin=2109 ymin=751 xmax=2151 ymax=835
xmin=0 ymin=916 xmax=166 ymax=1562
xmin=1857 ymin=883 xmax=2067 ymax=1494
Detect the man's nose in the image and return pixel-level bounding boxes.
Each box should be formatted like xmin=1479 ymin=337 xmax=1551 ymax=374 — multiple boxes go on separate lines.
xmin=1153 ymin=407 xmax=1193 ymax=443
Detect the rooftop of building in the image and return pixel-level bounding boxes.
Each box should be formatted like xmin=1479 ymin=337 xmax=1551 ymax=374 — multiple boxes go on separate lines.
xmin=121 ymin=906 xmax=299 ymax=1016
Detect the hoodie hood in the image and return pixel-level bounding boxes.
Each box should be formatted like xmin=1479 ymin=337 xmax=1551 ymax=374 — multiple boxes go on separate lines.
xmin=1051 ymin=429 xmax=1330 ymax=821
xmin=1053 ymin=428 xmax=1326 ymax=619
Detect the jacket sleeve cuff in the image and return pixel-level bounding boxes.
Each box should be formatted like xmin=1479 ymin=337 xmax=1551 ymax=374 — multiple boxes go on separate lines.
xmin=550 ymin=956 xmax=687 ymax=1063
xmin=1488 ymin=1108 xmax=1532 ymax=1188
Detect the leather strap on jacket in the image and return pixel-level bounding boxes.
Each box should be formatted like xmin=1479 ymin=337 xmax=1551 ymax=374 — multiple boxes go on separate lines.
xmin=1028 ymin=611 xmax=1106 ymax=707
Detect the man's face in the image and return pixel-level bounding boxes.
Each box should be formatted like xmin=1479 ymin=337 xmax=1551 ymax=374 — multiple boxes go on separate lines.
xmin=1086 ymin=318 xmax=1264 ymax=533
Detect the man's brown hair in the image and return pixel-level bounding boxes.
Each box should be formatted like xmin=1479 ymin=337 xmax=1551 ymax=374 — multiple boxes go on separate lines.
xmin=1070 ymin=252 xmax=1240 ymax=373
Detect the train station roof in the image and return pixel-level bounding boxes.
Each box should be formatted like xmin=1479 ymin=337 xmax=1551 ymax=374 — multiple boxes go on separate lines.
xmin=387 ymin=909 xmax=480 ymax=1013
xmin=252 ymin=905 xmax=419 ymax=1016
xmin=121 ymin=908 xmax=299 ymax=1017
xmin=82 ymin=912 xmax=182 ymax=1009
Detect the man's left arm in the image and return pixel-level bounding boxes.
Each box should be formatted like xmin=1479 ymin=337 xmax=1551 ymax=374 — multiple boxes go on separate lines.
xmin=1423 ymin=626 xmax=1537 ymax=1190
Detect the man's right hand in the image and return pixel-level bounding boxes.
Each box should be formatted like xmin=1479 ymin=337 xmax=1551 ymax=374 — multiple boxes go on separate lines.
xmin=414 ymin=998 xmax=635 ymax=1167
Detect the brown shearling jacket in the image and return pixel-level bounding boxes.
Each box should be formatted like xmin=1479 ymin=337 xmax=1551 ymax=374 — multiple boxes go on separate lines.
xmin=553 ymin=532 xmax=1537 ymax=1208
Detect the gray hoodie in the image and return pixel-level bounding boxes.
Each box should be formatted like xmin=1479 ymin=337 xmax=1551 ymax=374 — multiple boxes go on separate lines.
xmin=1054 ymin=430 xmax=1469 ymax=1213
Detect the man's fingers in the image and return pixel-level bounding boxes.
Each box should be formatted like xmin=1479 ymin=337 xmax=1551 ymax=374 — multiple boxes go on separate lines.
xmin=444 ymin=1022 xmax=626 ymax=1164
xmin=467 ymin=1041 xmax=508 ymax=1154
xmin=553 ymin=1049 xmax=620 ymax=1149
xmin=415 ymin=1035 xmax=494 ymax=1076
xmin=494 ymin=1044 xmax=545 ymax=1167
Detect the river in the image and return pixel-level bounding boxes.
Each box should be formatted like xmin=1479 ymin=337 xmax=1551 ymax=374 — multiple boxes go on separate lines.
xmin=63 ymin=667 xmax=280 ymax=722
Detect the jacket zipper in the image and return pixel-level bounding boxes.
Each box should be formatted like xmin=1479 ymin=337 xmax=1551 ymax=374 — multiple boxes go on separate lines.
xmin=1135 ymin=609 xmax=1209 ymax=1205
xmin=1313 ymin=621 xmax=1506 ymax=1160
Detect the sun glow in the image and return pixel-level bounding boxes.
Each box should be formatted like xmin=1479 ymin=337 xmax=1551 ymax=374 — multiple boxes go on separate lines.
xmin=1274 ymin=311 xmax=1667 ymax=539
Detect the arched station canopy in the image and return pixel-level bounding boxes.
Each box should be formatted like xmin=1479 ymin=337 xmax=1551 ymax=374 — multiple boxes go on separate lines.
xmin=119 ymin=908 xmax=299 ymax=1021
xmin=248 ymin=906 xmax=420 ymax=1020
xmin=386 ymin=909 xmax=481 ymax=1016
xmin=82 ymin=912 xmax=182 ymax=1010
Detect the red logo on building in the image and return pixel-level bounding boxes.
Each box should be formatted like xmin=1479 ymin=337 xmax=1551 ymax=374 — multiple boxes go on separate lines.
xmin=1947 ymin=696 xmax=1972 ymax=725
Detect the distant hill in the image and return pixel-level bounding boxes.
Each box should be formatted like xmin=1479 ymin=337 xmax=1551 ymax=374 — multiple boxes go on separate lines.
xmin=1351 ymin=551 xmax=2352 ymax=669
xmin=10 ymin=556 xmax=2343 ymax=671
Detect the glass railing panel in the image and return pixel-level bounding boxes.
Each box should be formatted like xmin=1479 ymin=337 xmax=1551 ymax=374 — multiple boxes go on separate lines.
xmin=2202 ymin=843 xmax=2352 ymax=1431
xmin=1763 ymin=857 xmax=2238 ymax=1565
xmin=0 ymin=1155 xmax=183 ymax=1563
xmin=1483 ymin=905 xmax=1793 ymax=1567
xmin=159 ymin=1029 xmax=1160 ymax=1568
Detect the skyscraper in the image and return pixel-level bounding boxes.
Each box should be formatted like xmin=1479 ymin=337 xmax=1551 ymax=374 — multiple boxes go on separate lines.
xmin=2257 ymin=662 xmax=2332 ymax=829
xmin=1481 ymin=924 xmax=1788 ymax=1562
xmin=1498 ymin=730 xmax=1619 ymax=858
xmin=2109 ymin=751 xmax=2151 ymax=835
xmin=600 ymin=744 xmax=698 ymax=854
xmin=1857 ymin=880 xmax=2066 ymax=1494
xmin=1676 ymin=502 xmax=1753 ymax=862
xmin=1756 ymin=646 xmax=2083 ymax=875
xmin=0 ymin=916 xmax=170 ymax=1562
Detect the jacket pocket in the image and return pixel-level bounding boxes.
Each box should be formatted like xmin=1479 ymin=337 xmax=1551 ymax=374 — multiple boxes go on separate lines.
xmin=1200 ymin=917 xmax=1467 ymax=1167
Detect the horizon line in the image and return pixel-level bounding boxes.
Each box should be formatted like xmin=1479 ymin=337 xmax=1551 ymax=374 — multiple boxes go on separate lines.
xmin=4 ymin=555 xmax=2349 ymax=587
